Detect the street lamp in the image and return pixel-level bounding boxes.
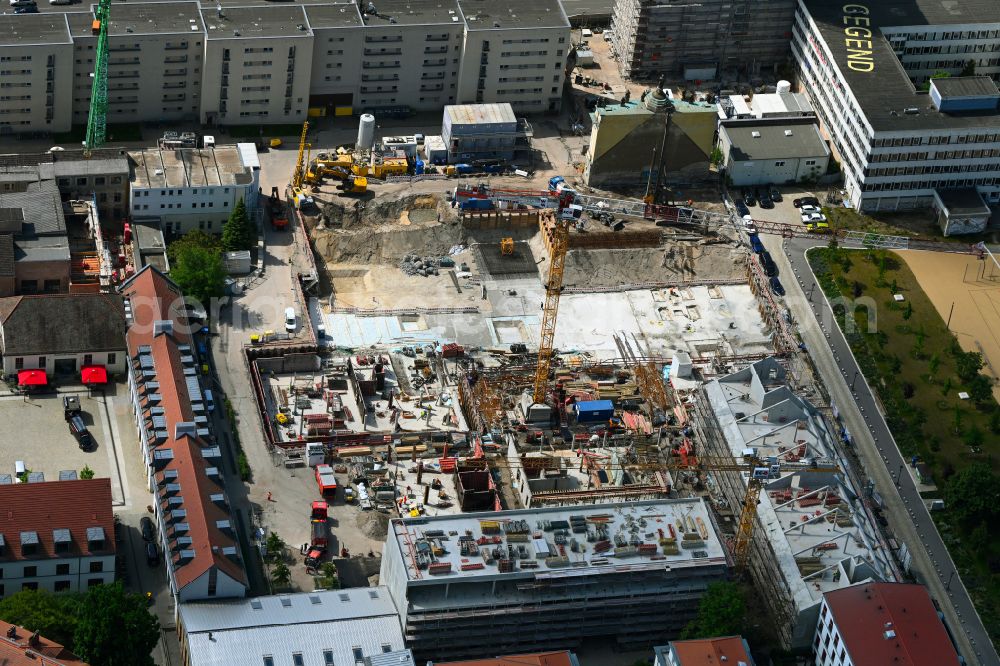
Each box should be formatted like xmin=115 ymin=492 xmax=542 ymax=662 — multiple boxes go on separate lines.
xmin=896 ymin=463 xmax=903 ymax=487
xmin=851 ymin=371 xmax=859 ymax=391
xmin=946 ymin=570 xmax=956 ymax=591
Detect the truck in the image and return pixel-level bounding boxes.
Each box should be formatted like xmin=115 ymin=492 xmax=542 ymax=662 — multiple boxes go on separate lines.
xmin=315 ymin=464 xmax=338 ymax=498
xmin=269 ymin=186 xmax=288 ymax=230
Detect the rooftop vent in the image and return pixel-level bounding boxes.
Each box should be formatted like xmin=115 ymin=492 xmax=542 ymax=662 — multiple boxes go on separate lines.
xmin=250 ymin=599 xmax=263 ymax=610
xmin=751 ymin=131 xmax=761 ymax=138
xmin=784 ymin=129 xmax=793 ymax=136
xmin=904 ymin=107 xmax=919 ymax=114
xmin=884 ymin=630 xmax=897 ymax=639
xmin=153 ymin=320 xmax=173 ymax=337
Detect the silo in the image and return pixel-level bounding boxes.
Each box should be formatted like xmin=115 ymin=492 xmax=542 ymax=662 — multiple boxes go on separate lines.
xmin=776 ymin=80 xmax=792 ymax=94
xmin=357 ymin=114 xmax=376 ymax=151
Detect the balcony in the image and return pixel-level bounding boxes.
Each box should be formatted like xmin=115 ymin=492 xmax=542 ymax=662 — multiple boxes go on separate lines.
xmin=424 ymin=46 xmax=448 ymax=54
xmin=363 ymin=49 xmax=402 ymax=56
xmin=363 ymin=62 xmax=401 ymax=69
xmin=365 ymin=36 xmax=402 ymax=43
xmin=165 ymin=55 xmax=188 ymax=64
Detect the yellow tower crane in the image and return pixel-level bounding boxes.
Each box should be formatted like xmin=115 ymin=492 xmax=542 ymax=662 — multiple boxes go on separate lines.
xmin=532 ymin=214 xmax=570 ymax=404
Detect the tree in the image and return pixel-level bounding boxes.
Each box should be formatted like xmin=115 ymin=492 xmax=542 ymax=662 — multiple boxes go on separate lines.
xmin=943 ymin=462 xmax=1000 ymax=526
xmin=221 ymin=198 xmax=255 ymax=252
xmin=960 ymin=59 xmax=976 ymax=77
xmin=963 ymin=426 xmax=984 ymax=449
xmin=170 ymin=243 xmax=226 ymax=308
xmin=318 ymin=562 xmax=340 ymax=590
xmin=681 ymin=582 xmax=746 ymax=640
xmin=967 ymin=374 xmax=994 ymax=404
xmin=828 ymin=234 xmax=839 ymax=250
xmin=166 ymin=230 xmax=221 ymax=265
xmin=265 ymin=531 xmax=286 ymax=564
xmin=79 ymin=465 xmax=95 ymax=480
xmin=271 ymin=562 xmax=292 ymax=588
xmin=0 ymin=590 xmax=80 ymax=648
xmin=73 ymin=583 xmax=159 ymax=666
xmin=953 ymin=350 xmax=984 ymax=383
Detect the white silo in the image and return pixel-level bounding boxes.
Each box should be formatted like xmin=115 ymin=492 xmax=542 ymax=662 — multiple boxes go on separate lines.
xmin=776 ymin=80 xmax=792 ymax=94
xmin=357 ymin=114 xmax=376 ymax=151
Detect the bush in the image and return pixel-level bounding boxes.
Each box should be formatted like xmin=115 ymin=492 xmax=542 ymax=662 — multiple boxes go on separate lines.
xmin=238 ymin=451 xmax=252 ymax=482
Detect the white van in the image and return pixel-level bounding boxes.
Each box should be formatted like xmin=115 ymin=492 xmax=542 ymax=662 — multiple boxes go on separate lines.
xmin=581 ymin=28 xmax=593 ymax=39
xmin=284 ymin=307 xmax=297 ymax=332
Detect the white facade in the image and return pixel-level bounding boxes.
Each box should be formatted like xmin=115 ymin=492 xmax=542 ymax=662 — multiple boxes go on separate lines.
xmin=792 ymin=0 xmax=1000 ymax=212
xmin=129 ymin=143 xmax=261 ymax=235
xmin=813 ymin=598 xmax=852 ymax=666
xmin=4 ymin=350 xmax=125 ymax=378
xmin=0 ymin=555 xmax=115 ymax=598
xmin=0 ymin=0 xmax=569 ymax=134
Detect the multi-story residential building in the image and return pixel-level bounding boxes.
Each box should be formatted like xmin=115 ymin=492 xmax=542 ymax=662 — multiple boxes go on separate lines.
xmin=694 ymin=358 xmax=896 ymax=651
xmin=0 ymin=0 xmax=569 ymax=135
xmin=609 ymin=0 xmax=796 ymax=81
xmin=380 ymin=499 xmax=731 ymax=663
xmin=0 ymin=619 xmax=89 ymax=665
xmin=68 ymin=3 xmax=205 ymax=129
xmin=119 ymin=265 xmax=248 ymax=603
xmin=792 ymin=0 xmax=1000 ymax=219
xmin=128 ymin=143 xmax=260 ymax=235
xmin=0 ymin=14 xmax=73 ymax=135
xmin=0 ymin=479 xmax=116 ymax=598
xmin=814 ymin=583 xmax=961 ymax=666
xmin=654 ymin=637 xmax=755 ymax=666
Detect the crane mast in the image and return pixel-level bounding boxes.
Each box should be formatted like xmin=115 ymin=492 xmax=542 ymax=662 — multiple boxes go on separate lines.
xmin=532 ymin=213 xmax=569 ymax=404
xmin=84 ymin=0 xmax=111 ymax=157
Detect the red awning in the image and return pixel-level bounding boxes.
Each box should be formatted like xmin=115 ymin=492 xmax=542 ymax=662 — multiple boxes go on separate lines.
xmin=17 ymin=370 xmax=48 ymax=386
xmin=80 ymin=365 xmax=108 ymax=384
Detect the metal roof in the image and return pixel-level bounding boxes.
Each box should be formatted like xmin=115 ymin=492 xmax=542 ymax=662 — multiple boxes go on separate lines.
xmin=721 ymin=120 xmax=829 ymax=162
xmin=445 ymin=103 xmax=517 ymax=126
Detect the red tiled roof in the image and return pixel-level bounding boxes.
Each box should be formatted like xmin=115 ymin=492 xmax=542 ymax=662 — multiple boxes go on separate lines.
xmin=0 ymin=620 xmax=90 ymax=666
xmin=0 ymin=479 xmax=115 ymax=562
xmin=670 ymin=637 xmax=753 ymax=666
xmin=824 ymin=583 xmax=960 ymax=666
xmin=432 ymin=651 xmax=576 ymax=666
xmin=120 ymin=266 xmax=246 ymax=594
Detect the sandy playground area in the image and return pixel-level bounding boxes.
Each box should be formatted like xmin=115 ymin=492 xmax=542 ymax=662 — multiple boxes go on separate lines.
xmin=897 ymin=249 xmax=1000 ymax=401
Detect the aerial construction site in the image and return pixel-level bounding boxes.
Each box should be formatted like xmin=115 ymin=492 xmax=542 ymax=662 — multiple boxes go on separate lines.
xmin=242 ymin=107 xmax=897 ymax=657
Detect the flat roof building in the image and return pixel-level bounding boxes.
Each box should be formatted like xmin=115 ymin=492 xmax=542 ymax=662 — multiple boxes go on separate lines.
xmin=380 ymin=499 xmax=731 ymax=662
xmin=178 ymin=587 xmax=413 ymax=666
xmin=718 ymin=117 xmax=831 ymax=186
xmin=815 ymin=582 xmax=961 ymax=666
xmin=694 ymin=358 xmax=896 ymax=650
xmin=793 ymin=0 xmax=1000 ymax=218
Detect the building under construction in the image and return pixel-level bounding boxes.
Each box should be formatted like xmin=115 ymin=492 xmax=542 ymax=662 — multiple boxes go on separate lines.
xmin=693 ymin=357 xmax=898 ymax=650
xmin=379 ymin=499 xmax=730 ymax=662
xmin=609 ymin=0 xmax=796 ymax=81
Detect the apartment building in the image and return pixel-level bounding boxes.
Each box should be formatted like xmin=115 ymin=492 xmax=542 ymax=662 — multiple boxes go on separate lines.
xmin=0 ymin=479 xmax=116 ymax=598
xmin=68 ymin=3 xmax=205 ymax=129
xmin=609 ymin=0 xmax=795 ymax=81
xmin=814 ymin=583 xmax=960 ymax=666
xmin=128 ymin=143 xmax=260 ymax=235
xmin=120 ymin=266 xmax=248 ymax=603
xmin=792 ymin=0 xmax=1000 ymax=216
xmin=380 ymin=499 xmax=731 ymax=663
xmin=0 ymin=15 xmax=73 ymax=134
xmin=0 ymin=0 xmax=569 ymax=135
xmin=694 ymin=358 xmax=896 ymax=650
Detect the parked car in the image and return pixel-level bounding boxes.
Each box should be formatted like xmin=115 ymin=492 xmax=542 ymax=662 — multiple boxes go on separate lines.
xmin=793 ymin=196 xmax=820 ymax=208
xmin=758 ymin=191 xmax=774 ymax=209
xmin=284 ymin=307 xmax=297 ymax=333
xmin=749 ymin=233 xmax=765 ymax=254
xmin=140 ymin=516 xmax=156 ymax=542
xmin=769 ymin=276 xmax=785 ymax=296
xmin=800 ymin=205 xmax=823 ymax=215
xmin=769 ymin=186 xmax=782 ymax=202
xmin=742 ymin=189 xmax=756 ymax=207
xmin=145 ymin=542 xmax=159 ymax=567
xmin=760 ymin=251 xmax=778 ymax=277
xmin=14 ymin=5 xmax=39 ymax=12
xmin=734 ymin=200 xmax=751 ymax=218
xmin=807 ymin=220 xmax=831 ymax=233
xmin=9 ymin=0 xmax=34 ymax=6
xmin=68 ymin=415 xmax=94 ymax=451
xmin=801 ymin=212 xmax=827 ymax=224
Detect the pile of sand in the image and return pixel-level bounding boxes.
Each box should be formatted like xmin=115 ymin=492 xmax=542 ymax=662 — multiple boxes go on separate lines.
xmin=356 ymin=511 xmax=390 ymax=539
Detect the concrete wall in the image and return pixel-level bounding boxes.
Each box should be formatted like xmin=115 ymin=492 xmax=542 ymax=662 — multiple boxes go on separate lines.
xmin=15 ymin=260 xmax=71 ymax=296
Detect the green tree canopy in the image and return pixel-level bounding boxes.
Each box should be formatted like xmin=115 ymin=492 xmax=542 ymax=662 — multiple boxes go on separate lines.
xmin=681 ymin=581 xmax=747 ymax=640
xmin=944 ymin=462 xmax=1000 ymax=525
xmin=79 ymin=465 xmax=95 ymax=480
xmin=222 ymin=198 xmax=256 ymax=252
xmin=166 ymin=230 xmax=221 ymax=265
xmin=0 ymin=589 xmax=80 ymax=648
xmin=170 ymin=243 xmax=227 ymax=308
xmin=73 ymin=583 xmax=160 ymax=666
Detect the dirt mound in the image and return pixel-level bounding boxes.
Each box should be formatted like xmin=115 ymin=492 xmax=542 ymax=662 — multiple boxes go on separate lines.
xmin=312 ymin=221 xmax=463 ymax=265
xmin=356 ymin=511 xmax=390 ymax=539
xmin=562 ymin=242 xmax=745 ymax=287
xmin=320 ymin=193 xmax=452 ymax=229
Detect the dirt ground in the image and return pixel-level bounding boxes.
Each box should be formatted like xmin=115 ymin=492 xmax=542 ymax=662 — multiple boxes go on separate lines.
xmin=897 ymin=250 xmax=1000 ymax=401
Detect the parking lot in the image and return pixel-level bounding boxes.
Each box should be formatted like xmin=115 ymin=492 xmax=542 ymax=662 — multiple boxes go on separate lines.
xmin=736 ymin=184 xmax=829 ymax=227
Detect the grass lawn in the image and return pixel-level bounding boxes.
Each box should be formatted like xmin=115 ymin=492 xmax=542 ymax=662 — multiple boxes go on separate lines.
xmin=808 ymin=246 xmax=1000 ymax=644
xmin=824 ymin=206 xmax=998 ymax=244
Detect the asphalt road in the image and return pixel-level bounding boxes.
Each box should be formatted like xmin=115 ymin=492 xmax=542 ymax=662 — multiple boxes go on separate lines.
xmin=777 ymin=235 xmax=998 ymax=666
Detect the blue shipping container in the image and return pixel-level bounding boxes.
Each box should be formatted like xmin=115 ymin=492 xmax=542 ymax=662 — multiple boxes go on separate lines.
xmin=575 ymin=399 xmax=615 ymax=423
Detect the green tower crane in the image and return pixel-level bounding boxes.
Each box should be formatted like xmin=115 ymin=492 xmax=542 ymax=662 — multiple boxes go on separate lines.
xmin=84 ymin=0 xmax=111 ymax=156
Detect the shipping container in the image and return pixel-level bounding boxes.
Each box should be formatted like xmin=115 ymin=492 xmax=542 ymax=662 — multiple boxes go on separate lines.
xmin=574 ymin=399 xmax=615 ymax=423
